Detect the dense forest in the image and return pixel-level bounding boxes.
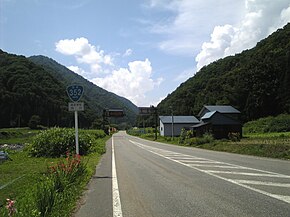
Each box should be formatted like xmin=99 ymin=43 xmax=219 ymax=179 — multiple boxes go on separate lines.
xmin=158 ymin=23 xmax=290 ymax=122
xmin=0 ymin=51 xmax=138 ymax=129
xmin=0 ymin=50 xmax=72 ymax=128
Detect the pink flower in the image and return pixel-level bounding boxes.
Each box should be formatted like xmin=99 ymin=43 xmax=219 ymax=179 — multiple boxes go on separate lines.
xmin=6 ymin=198 xmax=16 ymax=216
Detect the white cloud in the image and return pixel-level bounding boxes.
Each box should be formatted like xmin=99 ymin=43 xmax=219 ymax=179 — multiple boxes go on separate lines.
xmin=148 ymin=0 xmax=245 ymax=55
xmin=92 ymin=59 xmax=163 ymax=106
xmin=196 ymin=0 xmax=290 ymax=69
xmin=57 ymin=38 xmax=163 ymax=106
xmin=195 ymin=25 xmax=236 ymax=70
xmin=67 ymin=65 xmax=86 ymax=75
xmin=123 ymin=48 xmax=133 ymax=57
xmin=55 ymin=37 xmax=113 ymax=73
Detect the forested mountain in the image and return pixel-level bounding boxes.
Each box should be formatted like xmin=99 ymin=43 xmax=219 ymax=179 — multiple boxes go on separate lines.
xmin=158 ymin=23 xmax=290 ymax=122
xmin=0 ymin=50 xmax=72 ymax=128
xmin=29 ymin=55 xmax=138 ymax=125
xmin=0 ymin=50 xmax=138 ymax=128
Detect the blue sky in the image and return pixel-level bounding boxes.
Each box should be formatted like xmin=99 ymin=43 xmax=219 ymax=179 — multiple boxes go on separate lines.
xmin=1 ymin=0 xmax=290 ymax=106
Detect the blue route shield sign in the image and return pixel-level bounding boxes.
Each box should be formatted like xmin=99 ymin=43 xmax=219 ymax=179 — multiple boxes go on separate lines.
xmin=67 ymin=85 xmax=84 ymax=102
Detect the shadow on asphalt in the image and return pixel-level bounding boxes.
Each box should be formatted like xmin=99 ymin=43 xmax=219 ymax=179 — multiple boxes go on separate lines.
xmin=92 ymin=176 xmax=112 ymax=179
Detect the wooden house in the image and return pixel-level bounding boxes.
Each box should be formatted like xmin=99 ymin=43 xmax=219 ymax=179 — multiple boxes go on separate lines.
xmin=193 ymin=105 xmax=242 ymax=139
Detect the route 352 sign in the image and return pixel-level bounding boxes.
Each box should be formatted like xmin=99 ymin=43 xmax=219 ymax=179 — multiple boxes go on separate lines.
xmin=67 ymin=85 xmax=84 ymax=102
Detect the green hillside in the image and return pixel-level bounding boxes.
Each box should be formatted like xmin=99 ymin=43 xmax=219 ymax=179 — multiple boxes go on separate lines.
xmin=0 ymin=50 xmax=72 ymax=128
xmin=0 ymin=50 xmax=138 ymax=128
xmin=28 ymin=55 xmax=138 ymax=125
xmin=157 ymin=23 xmax=290 ymax=122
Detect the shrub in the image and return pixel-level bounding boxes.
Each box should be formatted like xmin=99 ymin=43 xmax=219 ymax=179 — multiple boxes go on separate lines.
xmin=244 ymin=114 xmax=290 ymax=133
xmin=228 ymin=132 xmax=241 ymax=142
xmin=28 ymin=115 xmax=41 ymax=129
xmin=179 ymin=128 xmax=186 ymax=144
xmin=29 ymin=128 xmax=106 ymax=157
xmin=196 ymin=133 xmax=214 ymax=145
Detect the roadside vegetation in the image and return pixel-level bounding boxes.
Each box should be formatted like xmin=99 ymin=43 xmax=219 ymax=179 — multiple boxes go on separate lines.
xmin=128 ymin=114 xmax=290 ymax=160
xmin=0 ymin=127 xmax=109 ymax=217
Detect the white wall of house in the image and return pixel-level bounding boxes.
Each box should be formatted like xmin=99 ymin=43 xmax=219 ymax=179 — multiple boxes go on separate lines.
xmin=160 ymin=121 xmax=193 ymax=137
xmin=160 ymin=120 xmax=165 ymax=136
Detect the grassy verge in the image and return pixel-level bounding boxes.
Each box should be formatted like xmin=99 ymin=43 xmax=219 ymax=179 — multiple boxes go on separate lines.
xmin=128 ymin=129 xmax=290 ymax=160
xmin=0 ymin=128 xmax=110 ymax=216
xmin=0 ymin=128 xmax=40 ymax=144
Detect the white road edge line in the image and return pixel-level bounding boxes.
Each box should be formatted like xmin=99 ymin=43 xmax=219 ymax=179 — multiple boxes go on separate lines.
xmin=112 ymin=136 xmax=123 ymax=217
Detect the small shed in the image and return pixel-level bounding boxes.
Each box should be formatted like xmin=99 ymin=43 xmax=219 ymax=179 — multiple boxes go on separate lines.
xmin=193 ymin=105 xmax=242 ymax=139
xmin=159 ymin=116 xmax=199 ymax=137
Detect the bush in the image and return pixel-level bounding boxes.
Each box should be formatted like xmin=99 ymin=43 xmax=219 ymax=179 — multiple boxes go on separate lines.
xmin=179 ymin=128 xmax=187 ymax=144
xmin=228 ymin=132 xmax=241 ymax=142
xmin=244 ymin=114 xmax=290 ymax=133
xmin=195 ymin=133 xmax=214 ymax=145
xmin=29 ymin=128 xmax=106 ymax=157
xmin=28 ymin=115 xmax=41 ymax=129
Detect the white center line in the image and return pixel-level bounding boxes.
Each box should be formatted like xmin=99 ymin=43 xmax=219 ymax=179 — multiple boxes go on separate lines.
xmin=112 ymin=136 xmax=123 ymax=217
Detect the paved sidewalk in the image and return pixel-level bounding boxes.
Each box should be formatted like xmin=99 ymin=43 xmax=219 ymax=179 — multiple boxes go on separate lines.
xmin=73 ymin=140 xmax=113 ymax=217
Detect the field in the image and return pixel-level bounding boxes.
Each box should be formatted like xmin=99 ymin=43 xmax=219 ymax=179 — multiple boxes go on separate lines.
xmin=0 ymin=128 xmax=109 ymax=216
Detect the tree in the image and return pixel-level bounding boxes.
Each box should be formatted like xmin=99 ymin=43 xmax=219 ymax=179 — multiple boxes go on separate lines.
xmin=28 ymin=115 xmax=41 ymax=129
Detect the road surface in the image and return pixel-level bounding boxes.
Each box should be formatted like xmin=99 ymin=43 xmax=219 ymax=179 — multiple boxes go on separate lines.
xmin=75 ymin=131 xmax=290 ymax=217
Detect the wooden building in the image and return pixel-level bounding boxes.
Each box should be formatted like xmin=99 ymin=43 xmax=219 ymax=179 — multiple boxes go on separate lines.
xmin=193 ymin=105 xmax=242 ymax=139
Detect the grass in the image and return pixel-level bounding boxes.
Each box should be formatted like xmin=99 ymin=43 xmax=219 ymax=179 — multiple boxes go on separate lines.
xmin=0 ymin=127 xmax=110 ymax=216
xmin=0 ymin=128 xmax=40 ymax=144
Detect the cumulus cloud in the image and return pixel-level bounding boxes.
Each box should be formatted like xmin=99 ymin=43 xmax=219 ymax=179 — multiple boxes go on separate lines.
xmin=196 ymin=0 xmax=290 ymax=69
xmin=67 ymin=65 xmax=86 ymax=75
xmin=55 ymin=37 xmax=113 ymax=73
xmin=92 ymin=59 xmax=163 ymax=106
xmin=57 ymin=38 xmax=163 ymax=105
xmin=148 ymin=0 xmax=244 ymax=55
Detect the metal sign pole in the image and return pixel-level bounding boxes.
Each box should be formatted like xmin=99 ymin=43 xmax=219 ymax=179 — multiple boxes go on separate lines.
xmin=75 ymin=110 xmax=79 ymax=155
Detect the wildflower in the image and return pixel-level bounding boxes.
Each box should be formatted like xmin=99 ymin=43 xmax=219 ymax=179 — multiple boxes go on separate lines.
xmin=6 ymin=199 xmax=16 ymax=216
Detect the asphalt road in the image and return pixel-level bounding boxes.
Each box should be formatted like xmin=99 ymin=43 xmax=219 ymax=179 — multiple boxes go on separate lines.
xmin=75 ymin=131 xmax=290 ymax=217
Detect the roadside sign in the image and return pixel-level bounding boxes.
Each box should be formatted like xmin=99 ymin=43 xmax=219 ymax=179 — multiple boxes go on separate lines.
xmin=66 ymin=84 xmax=84 ymax=155
xmin=67 ymin=85 xmax=84 ymax=102
xmin=68 ymin=102 xmax=84 ymax=111
xmin=138 ymin=107 xmax=154 ymax=115
xmin=104 ymin=109 xmax=125 ymax=117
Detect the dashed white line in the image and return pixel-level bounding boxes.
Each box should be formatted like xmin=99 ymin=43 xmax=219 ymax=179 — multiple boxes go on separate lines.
xmin=112 ymin=136 xmax=123 ymax=217
xmin=188 ymin=164 xmax=241 ymax=169
xmin=201 ymin=170 xmax=290 ymax=178
xmin=235 ymin=180 xmax=290 ymax=187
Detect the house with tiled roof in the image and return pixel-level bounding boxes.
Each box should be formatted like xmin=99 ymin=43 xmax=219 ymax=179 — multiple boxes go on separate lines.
xmin=193 ymin=105 xmax=242 ymax=139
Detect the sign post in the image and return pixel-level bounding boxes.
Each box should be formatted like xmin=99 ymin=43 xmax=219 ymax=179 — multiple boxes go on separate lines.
xmin=67 ymin=85 xmax=84 ymax=155
xmin=138 ymin=106 xmax=158 ymax=140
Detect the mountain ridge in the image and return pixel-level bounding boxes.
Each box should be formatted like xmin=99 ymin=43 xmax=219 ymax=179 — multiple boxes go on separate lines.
xmin=157 ymin=23 xmax=290 ymax=122
xmin=0 ymin=50 xmax=138 ymax=128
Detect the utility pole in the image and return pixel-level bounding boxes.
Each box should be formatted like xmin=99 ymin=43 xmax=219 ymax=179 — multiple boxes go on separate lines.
xmin=170 ymin=106 xmax=174 ymax=140
xmin=150 ymin=105 xmax=158 ymax=140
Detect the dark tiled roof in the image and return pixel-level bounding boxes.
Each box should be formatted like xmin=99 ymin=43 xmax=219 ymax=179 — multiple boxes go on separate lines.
xmin=204 ymin=105 xmax=240 ymax=113
xmin=159 ymin=116 xmax=199 ymax=124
